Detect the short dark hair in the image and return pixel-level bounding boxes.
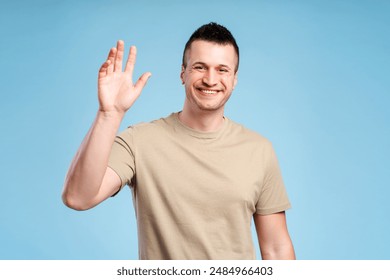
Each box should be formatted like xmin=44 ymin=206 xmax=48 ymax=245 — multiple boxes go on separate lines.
xmin=182 ymin=22 xmax=239 ymax=72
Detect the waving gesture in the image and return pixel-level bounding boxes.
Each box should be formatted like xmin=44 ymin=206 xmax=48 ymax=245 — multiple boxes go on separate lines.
xmin=98 ymin=40 xmax=151 ymax=116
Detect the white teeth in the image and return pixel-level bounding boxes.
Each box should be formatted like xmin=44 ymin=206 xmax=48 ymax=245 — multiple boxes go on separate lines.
xmin=201 ymin=89 xmax=217 ymax=94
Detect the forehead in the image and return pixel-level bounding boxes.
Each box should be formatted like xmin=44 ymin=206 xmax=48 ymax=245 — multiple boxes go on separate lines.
xmin=185 ymin=40 xmax=237 ymax=68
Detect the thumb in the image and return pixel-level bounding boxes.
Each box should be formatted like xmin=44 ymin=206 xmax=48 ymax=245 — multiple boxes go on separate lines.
xmin=134 ymin=72 xmax=152 ymax=93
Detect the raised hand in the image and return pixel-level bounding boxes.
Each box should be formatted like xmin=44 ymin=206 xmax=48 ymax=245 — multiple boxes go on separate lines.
xmin=98 ymin=40 xmax=151 ymax=116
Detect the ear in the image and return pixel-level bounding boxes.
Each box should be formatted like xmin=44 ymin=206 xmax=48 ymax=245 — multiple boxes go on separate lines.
xmin=233 ymin=71 xmax=238 ymax=88
xmin=180 ymin=65 xmax=185 ymax=84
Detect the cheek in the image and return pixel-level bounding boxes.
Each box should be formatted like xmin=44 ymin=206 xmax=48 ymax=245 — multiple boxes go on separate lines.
xmin=187 ymin=73 xmax=203 ymax=84
xmin=221 ymin=76 xmax=235 ymax=87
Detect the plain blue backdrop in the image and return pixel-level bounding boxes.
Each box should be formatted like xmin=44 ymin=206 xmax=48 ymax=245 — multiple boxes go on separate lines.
xmin=0 ymin=0 xmax=389 ymax=259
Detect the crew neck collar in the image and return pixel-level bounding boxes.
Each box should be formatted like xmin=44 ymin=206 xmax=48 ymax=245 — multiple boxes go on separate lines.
xmin=172 ymin=112 xmax=228 ymax=139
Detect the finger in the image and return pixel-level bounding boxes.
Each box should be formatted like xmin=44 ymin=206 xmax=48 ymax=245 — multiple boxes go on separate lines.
xmin=107 ymin=47 xmax=116 ymax=74
xmin=99 ymin=47 xmax=115 ymax=78
xmin=114 ymin=40 xmax=124 ymax=72
xmin=134 ymin=72 xmax=152 ymax=93
xmin=124 ymin=46 xmax=137 ymax=74
xmin=98 ymin=60 xmax=111 ymax=79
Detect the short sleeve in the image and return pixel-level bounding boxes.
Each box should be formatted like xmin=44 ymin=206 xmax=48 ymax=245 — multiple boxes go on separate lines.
xmin=255 ymin=143 xmax=291 ymax=215
xmin=108 ymin=127 xmax=136 ymax=190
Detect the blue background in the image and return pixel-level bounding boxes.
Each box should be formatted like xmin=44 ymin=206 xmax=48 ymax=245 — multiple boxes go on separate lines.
xmin=1 ymin=0 xmax=389 ymax=259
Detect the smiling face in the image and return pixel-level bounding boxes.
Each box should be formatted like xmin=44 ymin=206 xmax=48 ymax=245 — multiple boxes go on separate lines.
xmin=180 ymin=40 xmax=238 ymax=114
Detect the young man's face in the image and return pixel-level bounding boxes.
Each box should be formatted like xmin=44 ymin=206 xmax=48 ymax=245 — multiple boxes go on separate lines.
xmin=180 ymin=40 xmax=238 ymax=113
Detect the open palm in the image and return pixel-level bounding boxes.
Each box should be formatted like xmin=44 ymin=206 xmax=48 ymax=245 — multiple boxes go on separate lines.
xmin=98 ymin=40 xmax=151 ymax=115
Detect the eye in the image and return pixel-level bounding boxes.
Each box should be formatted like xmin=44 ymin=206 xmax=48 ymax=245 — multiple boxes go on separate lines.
xmin=193 ymin=65 xmax=206 ymax=71
xmin=219 ymin=68 xmax=229 ymax=73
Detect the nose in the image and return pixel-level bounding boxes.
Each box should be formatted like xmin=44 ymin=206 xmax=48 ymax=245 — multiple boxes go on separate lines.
xmin=202 ymin=69 xmax=218 ymax=86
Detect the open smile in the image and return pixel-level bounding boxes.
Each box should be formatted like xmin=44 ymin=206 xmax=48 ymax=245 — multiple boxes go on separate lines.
xmin=196 ymin=88 xmax=221 ymax=95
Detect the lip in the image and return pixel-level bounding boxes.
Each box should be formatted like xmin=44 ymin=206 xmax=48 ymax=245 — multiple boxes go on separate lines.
xmin=196 ymin=88 xmax=221 ymax=95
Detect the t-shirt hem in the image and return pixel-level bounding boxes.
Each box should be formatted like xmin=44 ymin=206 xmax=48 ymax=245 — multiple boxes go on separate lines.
xmin=107 ymin=165 xmax=127 ymax=197
xmin=255 ymin=203 xmax=291 ymax=215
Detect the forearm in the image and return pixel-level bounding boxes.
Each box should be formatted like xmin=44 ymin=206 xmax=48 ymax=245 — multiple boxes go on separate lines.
xmin=62 ymin=110 xmax=123 ymax=209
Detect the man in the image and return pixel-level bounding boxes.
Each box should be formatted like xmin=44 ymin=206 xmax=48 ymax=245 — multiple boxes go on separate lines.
xmin=63 ymin=22 xmax=295 ymax=260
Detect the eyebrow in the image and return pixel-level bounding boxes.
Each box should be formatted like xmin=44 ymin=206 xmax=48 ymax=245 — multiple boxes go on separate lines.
xmin=192 ymin=61 xmax=232 ymax=70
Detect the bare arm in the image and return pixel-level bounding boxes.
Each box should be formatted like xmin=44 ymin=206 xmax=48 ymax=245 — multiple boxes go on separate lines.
xmin=62 ymin=40 xmax=151 ymax=210
xmin=254 ymin=212 xmax=296 ymax=260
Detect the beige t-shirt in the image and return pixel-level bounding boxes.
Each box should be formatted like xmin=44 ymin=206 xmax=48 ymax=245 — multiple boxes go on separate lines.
xmin=108 ymin=112 xmax=291 ymax=259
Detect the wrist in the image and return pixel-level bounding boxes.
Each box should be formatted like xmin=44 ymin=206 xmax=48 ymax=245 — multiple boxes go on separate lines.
xmin=95 ymin=110 xmax=124 ymax=129
xmin=97 ymin=108 xmax=125 ymax=120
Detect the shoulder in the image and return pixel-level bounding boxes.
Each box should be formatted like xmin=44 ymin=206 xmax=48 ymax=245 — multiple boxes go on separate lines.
xmin=118 ymin=113 xmax=176 ymax=140
xmin=225 ymin=117 xmax=272 ymax=148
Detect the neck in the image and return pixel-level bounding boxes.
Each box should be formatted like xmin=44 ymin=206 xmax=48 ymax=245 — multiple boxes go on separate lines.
xmin=179 ymin=107 xmax=225 ymax=132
